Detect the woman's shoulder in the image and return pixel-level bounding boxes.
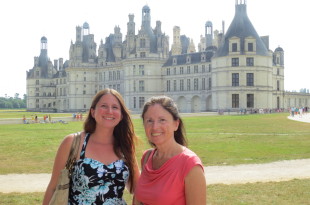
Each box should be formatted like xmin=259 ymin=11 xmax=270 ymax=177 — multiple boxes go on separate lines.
xmin=61 ymin=131 xmax=85 ymax=149
xmin=180 ymin=147 xmax=202 ymax=165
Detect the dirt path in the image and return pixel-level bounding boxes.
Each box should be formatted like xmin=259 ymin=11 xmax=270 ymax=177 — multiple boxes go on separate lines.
xmin=0 ymin=159 xmax=309 ymax=193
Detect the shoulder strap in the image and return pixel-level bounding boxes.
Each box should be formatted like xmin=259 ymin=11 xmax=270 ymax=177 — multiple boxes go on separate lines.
xmin=65 ymin=132 xmax=81 ymax=172
xmin=142 ymin=149 xmax=153 ymax=169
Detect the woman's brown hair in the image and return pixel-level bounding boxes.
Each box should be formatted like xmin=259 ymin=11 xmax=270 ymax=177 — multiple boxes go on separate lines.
xmin=141 ymin=95 xmax=187 ymax=147
xmin=84 ymin=88 xmax=137 ymax=193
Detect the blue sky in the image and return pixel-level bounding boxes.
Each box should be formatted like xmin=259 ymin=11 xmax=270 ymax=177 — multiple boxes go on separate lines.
xmin=0 ymin=0 xmax=309 ymax=97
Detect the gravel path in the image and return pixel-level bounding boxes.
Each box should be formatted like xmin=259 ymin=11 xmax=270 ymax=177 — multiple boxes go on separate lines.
xmin=0 ymin=159 xmax=310 ymax=193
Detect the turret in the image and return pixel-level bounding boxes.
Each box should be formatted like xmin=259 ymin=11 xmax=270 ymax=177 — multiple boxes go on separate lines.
xmin=142 ymin=5 xmax=151 ymax=29
xmin=205 ymin=21 xmax=213 ymax=48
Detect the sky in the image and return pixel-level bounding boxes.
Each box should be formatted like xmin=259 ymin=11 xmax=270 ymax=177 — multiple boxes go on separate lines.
xmin=0 ymin=0 xmax=309 ymax=98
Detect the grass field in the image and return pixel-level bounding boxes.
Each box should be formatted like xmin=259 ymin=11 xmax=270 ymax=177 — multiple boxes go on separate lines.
xmin=0 ymin=112 xmax=309 ymax=204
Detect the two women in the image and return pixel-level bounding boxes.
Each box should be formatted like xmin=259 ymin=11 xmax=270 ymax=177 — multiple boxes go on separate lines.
xmin=43 ymin=89 xmax=206 ymax=204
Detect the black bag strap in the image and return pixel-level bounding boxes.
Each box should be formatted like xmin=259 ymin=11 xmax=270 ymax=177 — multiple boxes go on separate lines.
xmin=65 ymin=132 xmax=81 ymax=174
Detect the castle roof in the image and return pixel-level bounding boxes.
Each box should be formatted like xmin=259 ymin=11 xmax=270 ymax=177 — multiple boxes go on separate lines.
xmin=216 ymin=2 xmax=269 ymax=57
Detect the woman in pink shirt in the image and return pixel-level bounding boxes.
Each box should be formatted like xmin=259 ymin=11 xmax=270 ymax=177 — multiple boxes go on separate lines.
xmin=134 ymin=96 xmax=206 ymax=205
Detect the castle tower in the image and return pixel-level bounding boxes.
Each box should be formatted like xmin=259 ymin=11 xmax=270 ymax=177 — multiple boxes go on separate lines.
xmin=76 ymin=26 xmax=82 ymax=42
xmin=171 ymin=26 xmax=182 ymax=55
xmin=142 ymin=5 xmax=151 ymax=29
xmin=126 ymin=14 xmax=136 ymax=56
xmin=187 ymin=39 xmax=196 ymax=53
xmin=82 ymin=22 xmax=90 ymax=37
xmin=39 ymin=36 xmax=48 ymax=71
xmin=205 ymin=21 xmax=213 ymax=49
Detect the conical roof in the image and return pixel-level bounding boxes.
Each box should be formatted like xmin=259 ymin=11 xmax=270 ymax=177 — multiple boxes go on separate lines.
xmin=216 ymin=3 xmax=269 ymax=57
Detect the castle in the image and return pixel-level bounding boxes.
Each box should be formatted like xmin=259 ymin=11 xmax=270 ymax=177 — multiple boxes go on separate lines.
xmin=26 ymin=1 xmax=309 ymax=113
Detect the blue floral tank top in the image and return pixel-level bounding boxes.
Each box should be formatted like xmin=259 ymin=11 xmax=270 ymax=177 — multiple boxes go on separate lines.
xmin=68 ymin=133 xmax=129 ymax=204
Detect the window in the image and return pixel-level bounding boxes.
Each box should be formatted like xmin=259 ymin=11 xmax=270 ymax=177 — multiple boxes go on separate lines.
xmin=133 ymin=81 xmax=136 ymax=92
xmin=140 ymin=39 xmax=146 ymax=48
xmin=173 ymin=80 xmax=177 ymax=91
xmin=173 ymin=58 xmax=177 ymax=65
xmin=248 ymin=43 xmax=253 ymax=52
xmin=208 ymin=78 xmax=212 ymax=90
xmin=140 ymin=52 xmax=146 ymax=58
xmin=187 ymin=66 xmax=190 ymax=74
xmin=84 ymin=77 xmax=86 ymax=81
xmin=180 ymin=79 xmax=184 ymax=91
xmin=117 ymin=71 xmax=120 ymax=80
xmin=232 ymin=94 xmax=239 ymax=108
xmin=277 ymin=68 xmax=280 ymax=75
xmin=232 ymin=73 xmax=239 ymax=86
xmin=133 ymin=65 xmax=136 ymax=75
xmin=232 ymin=58 xmax=239 ymax=67
xmin=83 ymin=90 xmax=86 ymax=95
xmin=166 ymin=80 xmax=171 ymax=91
xmin=194 ymin=78 xmax=198 ymax=90
xmin=180 ymin=67 xmax=184 ymax=74
xmin=139 ymin=65 xmax=144 ymax=75
xmin=277 ymin=80 xmax=280 ymax=91
xmin=139 ymin=97 xmax=145 ymax=108
xmin=246 ymin=57 xmax=254 ymax=66
xmin=194 ymin=65 xmax=198 ymax=73
xmin=167 ymin=68 xmax=170 ymax=75
xmin=232 ymin=43 xmax=238 ymax=52
xmin=36 ymin=80 xmax=39 ymax=85
xmin=247 ymin=94 xmax=254 ymax=108
xmin=113 ymin=71 xmax=116 ymax=80
xmin=187 ymin=79 xmax=191 ymax=91
xmin=247 ymin=73 xmax=254 ymax=86
xmin=109 ymin=71 xmax=112 ymax=80
xmin=133 ymin=97 xmax=136 ymax=109
xmin=173 ymin=67 xmax=176 ymax=75
xmin=202 ymin=78 xmax=206 ymax=90
xmin=208 ymin=64 xmax=212 ymax=72
xmin=202 ymin=65 xmax=205 ymax=73
xmin=139 ymin=80 xmax=144 ymax=92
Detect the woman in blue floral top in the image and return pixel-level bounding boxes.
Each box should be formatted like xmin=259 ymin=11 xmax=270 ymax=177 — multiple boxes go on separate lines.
xmin=43 ymin=88 xmax=139 ymax=204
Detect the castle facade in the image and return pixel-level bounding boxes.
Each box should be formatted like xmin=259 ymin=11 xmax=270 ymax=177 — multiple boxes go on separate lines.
xmin=26 ymin=1 xmax=310 ymax=113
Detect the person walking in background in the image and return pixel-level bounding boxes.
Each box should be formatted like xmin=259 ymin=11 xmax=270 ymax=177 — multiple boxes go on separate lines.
xmin=134 ymin=96 xmax=206 ymax=205
xmin=43 ymin=88 xmax=140 ymax=204
xmin=22 ymin=115 xmax=26 ymax=124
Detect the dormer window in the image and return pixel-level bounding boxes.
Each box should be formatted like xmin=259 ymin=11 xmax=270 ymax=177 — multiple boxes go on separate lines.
xmin=173 ymin=57 xmax=177 ymax=65
xmin=201 ymin=54 xmax=206 ymax=62
xmin=245 ymin=37 xmax=256 ymax=52
xmin=186 ymin=55 xmax=191 ymax=64
xmin=229 ymin=37 xmax=240 ymax=53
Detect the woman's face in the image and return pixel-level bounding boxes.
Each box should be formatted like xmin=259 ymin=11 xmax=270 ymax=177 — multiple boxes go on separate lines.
xmin=91 ymin=93 xmax=122 ymax=129
xmin=143 ymin=104 xmax=179 ymax=146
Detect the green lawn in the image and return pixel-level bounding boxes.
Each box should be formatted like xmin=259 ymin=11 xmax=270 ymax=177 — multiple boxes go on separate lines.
xmin=0 ymin=112 xmax=309 ymax=204
xmin=1 ymin=179 xmax=310 ymax=205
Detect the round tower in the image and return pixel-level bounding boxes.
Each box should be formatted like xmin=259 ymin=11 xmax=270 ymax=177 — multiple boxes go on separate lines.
xmin=83 ymin=22 xmax=90 ymax=36
xmin=142 ymin=5 xmax=151 ymax=28
xmin=205 ymin=21 xmax=213 ymax=48
xmin=40 ymin=36 xmax=47 ymax=50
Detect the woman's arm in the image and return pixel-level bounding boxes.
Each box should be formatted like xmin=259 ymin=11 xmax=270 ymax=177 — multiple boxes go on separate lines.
xmin=185 ymin=165 xmax=207 ymax=205
xmin=42 ymin=134 xmax=75 ymax=205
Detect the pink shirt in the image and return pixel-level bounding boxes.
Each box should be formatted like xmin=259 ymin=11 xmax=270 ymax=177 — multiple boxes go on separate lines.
xmin=135 ymin=147 xmax=203 ymax=205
